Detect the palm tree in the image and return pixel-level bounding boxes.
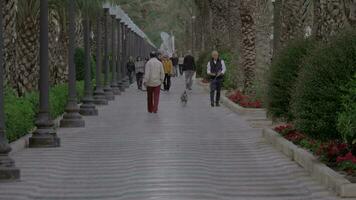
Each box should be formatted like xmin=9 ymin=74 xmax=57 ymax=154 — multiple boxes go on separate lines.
xmin=3 ymin=0 xmax=17 ymax=89
xmin=239 ymin=0 xmax=257 ymax=94
xmin=0 ymin=0 xmax=20 ymax=180
xmin=16 ymin=0 xmax=40 ymax=95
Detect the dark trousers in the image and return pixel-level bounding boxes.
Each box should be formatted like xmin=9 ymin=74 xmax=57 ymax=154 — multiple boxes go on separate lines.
xmin=210 ymin=78 xmax=222 ymax=103
xmin=127 ymin=71 xmax=134 ymax=84
xmin=147 ymin=85 xmax=161 ymax=113
xmin=136 ymin=72 xmax=144 ymax=90
xmin=179 ymin=64 xmax=184 ymax=76
xmin=163 ymin=74 xmax=171 ymax=91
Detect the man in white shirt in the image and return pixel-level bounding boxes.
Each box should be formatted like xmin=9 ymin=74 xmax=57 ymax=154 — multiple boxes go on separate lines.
xmin=143 ymin=52 xmax=165 ymax=113
xmin=207 ymin=50 xmax=227 ymax=107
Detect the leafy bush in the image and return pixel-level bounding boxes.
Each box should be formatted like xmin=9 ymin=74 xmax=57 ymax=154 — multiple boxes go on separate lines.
xmin=266 ymin=38 xmax=315 ymax=121
xmin=291 ymin=29 xmax=356 ymax=140
xmin=196 ymin=50 xmax=211 ymax=78
xmin=4 ymin=81 xmax=85 ymax=142
xmin=4 ymin=88 xmax=36 ymax=142
xmin=75 ymin=48 xmax=96 ymax=81
xmin=219 ymin=51 xmax=235 ymax=89
xmin=337 ymin=74 xmax=356 ymax=146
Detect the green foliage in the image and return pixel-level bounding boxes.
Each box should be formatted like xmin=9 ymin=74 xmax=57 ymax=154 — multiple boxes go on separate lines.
xmin=196 ymin=50 xmax=210 ymax=78
xmin=337 ymin=74 xmax=356 ymax=146
xmin=49 ymin=84 xmax=68 ymax=119
xmin=291 ymin=29 xmax=356 ymax=140
xmin=4 ymin=88 xmax=36 ymax=143
xmin=220 ymin=51 xmax=235 ymax=89
xmin=75 ymin=48 xmax=96 ymax=81
xmin=337 ymin=161 xmax=356 ymax=172
xmin=4 ymin=81 xmax=84 ymax=143
xmin=266 ymin=38 xmax=315 ymax=121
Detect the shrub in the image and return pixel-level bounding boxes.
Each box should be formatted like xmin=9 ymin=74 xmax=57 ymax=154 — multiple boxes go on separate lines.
xmin=4 ymin=88 xmax=36 ymax=142
xmin=291 ymin=29 xmax=356 ymax=140
xmin=49 ymin=84 xmax=68 ymax=119
xmin=266 ymin=38 xmax=315 ymax=121
xmin=4 ymin=81 xmax=85 ymax=142
xmin=75 ymin=48 xmax=96 ymax=81
xmin=219 ymin=51 xmax=236 ymax=89
xmin=337 ymin=74 xmax=356 ymax=147
xmin=196 ymin=50 xmax=211 ymax=78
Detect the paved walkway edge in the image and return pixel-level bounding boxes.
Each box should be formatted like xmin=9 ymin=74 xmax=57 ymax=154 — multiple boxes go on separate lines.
xmin=262 ymin=128 xmax=356 ymax=197
xmin=9 ymin=114 xmax=64 ymax=155
xmin=196 ymin=79 xmax=272 ymax=128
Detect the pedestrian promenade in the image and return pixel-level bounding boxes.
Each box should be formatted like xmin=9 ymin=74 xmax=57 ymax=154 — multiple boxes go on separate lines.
xmin=0 ymin=78 xmax=346 ymax=200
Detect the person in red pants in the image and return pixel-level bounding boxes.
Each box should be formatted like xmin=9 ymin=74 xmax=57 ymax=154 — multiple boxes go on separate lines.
xmin=143 ymin=52 xmax=165 ymax=113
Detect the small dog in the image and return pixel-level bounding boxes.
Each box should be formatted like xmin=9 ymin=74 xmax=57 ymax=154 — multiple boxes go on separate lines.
xmin=180 ymin=90 xmax=188 ymax=106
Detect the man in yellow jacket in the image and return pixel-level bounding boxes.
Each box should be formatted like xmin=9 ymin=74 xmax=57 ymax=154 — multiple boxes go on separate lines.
xmin=162 ymin=55 xmax=174 ymax=91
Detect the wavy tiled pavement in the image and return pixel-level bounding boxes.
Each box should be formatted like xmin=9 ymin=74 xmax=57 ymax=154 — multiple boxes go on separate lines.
xmin=0 ymin=78 xmax=348 ymax=200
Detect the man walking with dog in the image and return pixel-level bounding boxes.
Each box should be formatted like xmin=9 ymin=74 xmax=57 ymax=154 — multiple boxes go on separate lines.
xmin=207 ymin=50 xmax=226 ymax=107
xmin=143 ymin=52 xmax=165 ymax=113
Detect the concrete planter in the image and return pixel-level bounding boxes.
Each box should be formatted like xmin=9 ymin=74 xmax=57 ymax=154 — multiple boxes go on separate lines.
xmin=263 ymin=128 xmax=356 ymax=197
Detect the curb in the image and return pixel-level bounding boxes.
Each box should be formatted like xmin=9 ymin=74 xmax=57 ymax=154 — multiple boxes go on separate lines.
xmin=262 ymin=128 xmax=356 ymax=197
xmin=9 ymin=114 xmax=64 ymax=155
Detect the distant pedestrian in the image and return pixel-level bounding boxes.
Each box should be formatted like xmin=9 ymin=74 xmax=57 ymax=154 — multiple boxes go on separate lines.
xmin=178 ymin=53 xmax=184 ymax=76
xmin=207 ymin=50 xmax=226 ymax=107
xmin=162 ymin=55 xmax=174 ymax=91
xmin=143 ymin=52 xmax=165 ymax=113
xmin=127 ymin=56 xmax=135 ymax=84
xmin=171 ymin=53 xmax=179 ymax=77
xmin=183 ymin=52 xmax=196 ymax=90
xmin=135 ymin=56 xmax=145 ymax=90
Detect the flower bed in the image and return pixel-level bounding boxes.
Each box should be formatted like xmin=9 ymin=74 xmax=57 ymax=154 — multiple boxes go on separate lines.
xmin=274 ymin=124 xmax=356 ymax=180
xmin=227 ymin=90 xmax=262 ymax=108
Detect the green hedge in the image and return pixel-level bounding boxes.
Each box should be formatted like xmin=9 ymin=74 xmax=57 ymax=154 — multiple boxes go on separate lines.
xmin=266 ymin=38 xmax=315 ymax=121
xmin=337 ymin=74 xmax=356 ymax=146
xmin=4 ymin=88 xmax=36 ymax=142
xmin=291 ymin=29 xmax=356 ymax=140
xmin=75 ymin=48 xmax=96 ymax=81
xmin=219 ymin=52 xmax=235 ymax=89
xmin=196 ymin=50 xmax=211 ymax=78
xmin=4 ymin=81 xmax=84 ymax=142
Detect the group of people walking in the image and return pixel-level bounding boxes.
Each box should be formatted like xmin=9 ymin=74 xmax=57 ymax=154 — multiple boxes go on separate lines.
xmin=125 ymin=50 xmax=226 ymax=113
xmin=143 ymin=50 xmax=226 ymax=113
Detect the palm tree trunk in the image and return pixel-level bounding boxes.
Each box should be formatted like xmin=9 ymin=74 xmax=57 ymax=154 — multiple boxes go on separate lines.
xmin=239 ymin=0 xmax=257 ymax=94
xmin=0 ymin=0 xmax=20 ymax=180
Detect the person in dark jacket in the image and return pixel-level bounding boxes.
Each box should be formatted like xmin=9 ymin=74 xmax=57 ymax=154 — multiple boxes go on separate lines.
xmin=127 ymin=56 xmax=135 ymax=84
xmin=207 ymin=51 xmax=226 ymax=107
xmin=183 ymin=52 xmax=196 ymax=90
xmin=171 ymin=53 xmax=179 ymax=77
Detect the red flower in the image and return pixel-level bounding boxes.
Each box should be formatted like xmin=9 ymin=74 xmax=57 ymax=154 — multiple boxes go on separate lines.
xmin=227 ymin=90 xmax=262 ymax=108
xmin=274 ymin=124 xmax=293 ymax=133
xmin=336 ymin=152 xmax=356 ymax=164
xmin=284 ymin=131 xmax=306 ymax=143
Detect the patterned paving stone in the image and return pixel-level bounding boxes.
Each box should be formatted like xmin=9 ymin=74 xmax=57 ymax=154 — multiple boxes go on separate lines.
xmin=0 ymin=78 xmax=350 ymax=200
